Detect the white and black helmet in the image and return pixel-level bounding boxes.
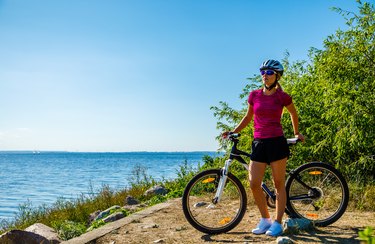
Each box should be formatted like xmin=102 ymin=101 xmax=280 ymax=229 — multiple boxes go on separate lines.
xmin=260 ymin=59 xmax=284 ymax=76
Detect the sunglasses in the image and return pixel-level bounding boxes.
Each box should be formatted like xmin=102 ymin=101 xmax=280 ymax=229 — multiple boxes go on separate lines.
xmin=260 ymin=70 xmax=277 ymax=76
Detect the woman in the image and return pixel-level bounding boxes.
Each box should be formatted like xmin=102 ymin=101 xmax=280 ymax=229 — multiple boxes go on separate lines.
xmin=223 ymin=59 xmax=305 ymax=237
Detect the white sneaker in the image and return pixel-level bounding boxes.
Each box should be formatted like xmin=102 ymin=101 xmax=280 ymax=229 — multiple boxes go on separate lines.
xmin=265 ymin=221 xmax=283 ymax=237
xmin=251 ymin=218 xmax=272 ymax=234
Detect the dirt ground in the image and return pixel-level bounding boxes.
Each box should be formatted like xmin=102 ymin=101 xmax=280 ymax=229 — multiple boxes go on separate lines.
xmin=96 ymin=198 xmax=375 ymax=244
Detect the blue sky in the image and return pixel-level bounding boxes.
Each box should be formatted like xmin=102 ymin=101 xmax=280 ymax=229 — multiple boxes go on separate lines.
xmin=0 ymin=0 xmax=360 ymax=152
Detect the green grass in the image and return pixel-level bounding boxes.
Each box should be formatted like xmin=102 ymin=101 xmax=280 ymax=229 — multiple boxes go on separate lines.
xmin=0 ymin=155 xmax=374 ymax=240
xmin=348 ymin=183 xmax=375 ymax=211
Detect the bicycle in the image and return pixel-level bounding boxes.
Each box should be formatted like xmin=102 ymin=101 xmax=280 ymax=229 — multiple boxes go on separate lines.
xmin=182 ymin=133 xmax=349 ymax=234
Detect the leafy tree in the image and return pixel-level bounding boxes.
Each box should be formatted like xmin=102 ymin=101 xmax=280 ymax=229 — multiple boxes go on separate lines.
xmin=212 ymin=0 xmax=375 ymax=184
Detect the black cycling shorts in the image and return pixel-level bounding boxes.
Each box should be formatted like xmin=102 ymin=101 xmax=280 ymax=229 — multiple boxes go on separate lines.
xmin=250 ymin=136 xmax=290 ymax=164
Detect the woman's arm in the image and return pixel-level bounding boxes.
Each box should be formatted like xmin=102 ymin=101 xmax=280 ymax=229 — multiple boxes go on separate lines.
xmin=222 ymin=104 xmax=254 ymax=138
xmin=285 ymin=102 xmax=305 ymax=141
xmin=233 ymin=104 xmax=254 ymax=133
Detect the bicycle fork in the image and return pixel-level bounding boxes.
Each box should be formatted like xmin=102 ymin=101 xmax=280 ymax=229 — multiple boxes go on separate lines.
xmin=209 ymin=159 xmax=233 ymax=206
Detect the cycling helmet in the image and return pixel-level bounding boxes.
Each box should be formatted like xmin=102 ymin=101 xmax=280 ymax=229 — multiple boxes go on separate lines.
xmin=260 ymin=59 xmax=284 ymax=76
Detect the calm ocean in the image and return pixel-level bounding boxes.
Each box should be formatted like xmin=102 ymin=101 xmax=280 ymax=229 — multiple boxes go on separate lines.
xmin=0 ymin=151 xmax=221 ymax=221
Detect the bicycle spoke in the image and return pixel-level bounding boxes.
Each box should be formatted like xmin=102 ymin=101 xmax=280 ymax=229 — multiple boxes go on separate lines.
xmin=286 ymin=163 xmax=349 ymax=226
xmin=182 ymin=170 xmax=247 ymax=233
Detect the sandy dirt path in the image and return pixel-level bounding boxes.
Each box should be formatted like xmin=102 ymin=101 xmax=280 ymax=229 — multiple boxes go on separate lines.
xmin=95 ymin=198 xmax=375 ymax=244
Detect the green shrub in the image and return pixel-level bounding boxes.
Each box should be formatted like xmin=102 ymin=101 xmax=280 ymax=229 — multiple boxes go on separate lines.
xmin=359 ymin=227 xmax=375 ymax=244
xmin=147 ymin=194 xmax=168 ymax=206
xmin=52 ymin=220 xmax=86 ymax=241
xmin=86 ymin=219 xmax=106 ymax=232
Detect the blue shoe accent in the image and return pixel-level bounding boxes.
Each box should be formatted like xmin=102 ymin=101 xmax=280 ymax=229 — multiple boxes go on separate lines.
xmin=252 ymin=218 xmax=272 ymax=235
xmin=265 ymin=221 xmax=283 ymax=237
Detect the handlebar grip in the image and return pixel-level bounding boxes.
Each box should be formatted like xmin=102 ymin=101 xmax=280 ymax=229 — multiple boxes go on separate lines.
xmin=228 ymin=133 xmax=241 ymax=139
xmin=286 ymin=138 xmax=300 ymax=144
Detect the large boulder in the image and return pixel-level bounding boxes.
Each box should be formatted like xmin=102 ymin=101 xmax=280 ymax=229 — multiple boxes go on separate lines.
xmin=0 ymin=229 xmax=51 ymax=244
xmin=25 ymin=223 xmax=61 ymax=243
xmin=0 ymin=223 xmax=62 ymax=244
xmin=283 ymin=218 xmax=313 ymax=234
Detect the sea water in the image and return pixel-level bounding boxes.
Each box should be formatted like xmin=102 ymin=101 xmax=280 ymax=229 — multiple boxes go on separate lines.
xmin=0 ymin=151 xmax=221 ymax=221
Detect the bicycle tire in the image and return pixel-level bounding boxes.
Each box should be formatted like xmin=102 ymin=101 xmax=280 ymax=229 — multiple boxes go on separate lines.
xmin=182 ymin=169 xmax=247 ymax=234
xmin=286 ymin=162 xmax=349 ymax=226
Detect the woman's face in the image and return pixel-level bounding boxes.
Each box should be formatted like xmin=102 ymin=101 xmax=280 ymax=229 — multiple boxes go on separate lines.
xmin=261 ymin=70 xmax=277 ymax=86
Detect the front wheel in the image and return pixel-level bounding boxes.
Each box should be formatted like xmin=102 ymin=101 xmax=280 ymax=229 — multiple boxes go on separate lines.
xmin=286 ymin=162 xmax=349 ymax=226
xmin=182 ymin=169 xmax=247 ymax=234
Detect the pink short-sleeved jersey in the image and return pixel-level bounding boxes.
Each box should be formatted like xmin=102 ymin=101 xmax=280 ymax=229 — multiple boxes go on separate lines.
xmin=248 ymin=89 xmax=292 ymax=139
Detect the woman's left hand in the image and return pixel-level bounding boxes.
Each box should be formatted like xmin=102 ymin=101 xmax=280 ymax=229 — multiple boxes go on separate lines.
xmin=295 ymin=133 xmax=305 ymax=142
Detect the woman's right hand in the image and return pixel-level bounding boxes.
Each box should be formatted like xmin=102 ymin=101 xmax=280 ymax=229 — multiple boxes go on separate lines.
xmin=222 ymin=131 xmax=232 ymax=139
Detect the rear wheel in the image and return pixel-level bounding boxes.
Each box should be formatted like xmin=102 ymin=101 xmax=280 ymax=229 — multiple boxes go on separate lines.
xmin=286 ymin=162 xmax=349 ymax=226
xmin=182 ymin=169 xmax=247 ymax=234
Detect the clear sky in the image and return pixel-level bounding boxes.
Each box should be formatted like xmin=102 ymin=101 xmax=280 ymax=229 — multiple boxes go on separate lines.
xmin=0 ymin=0 xmax=360 ymax=152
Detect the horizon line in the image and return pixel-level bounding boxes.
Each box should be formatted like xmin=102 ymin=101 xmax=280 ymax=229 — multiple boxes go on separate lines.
xmin=0 ymin=150 xmax=224 ymax=154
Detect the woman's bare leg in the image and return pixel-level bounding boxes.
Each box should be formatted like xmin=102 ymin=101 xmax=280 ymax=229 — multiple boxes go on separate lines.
xmin=249 ymin=161 xmax=269 ymax=218
xmin=270 ymin=157 xmax=287 ymax=223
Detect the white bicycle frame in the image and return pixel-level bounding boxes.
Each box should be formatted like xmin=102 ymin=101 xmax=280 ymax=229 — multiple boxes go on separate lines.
xmin=209 ymin=157 xmax=249 ymax=207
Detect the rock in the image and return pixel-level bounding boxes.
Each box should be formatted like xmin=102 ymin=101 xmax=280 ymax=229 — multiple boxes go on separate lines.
xmin=94 ymin=205 xmax=121 ymax=221
xmin=88 ymin=210 xmax=101 ymax=225
xmin=103 ymin=212 xmax=126 ymax=223
xmin=25 ymin=223 xmax=61 ymax=243
xmin=0 ymin=229 xmax=51 ymax=244
xmin=123 ymin=203 xmax=147 ymax=213
xmin=283 ymin=218 xmax=313 ymax=234
xmin=193 ymin=202 xmax=207 ymax=207
xmin=144 ymin=185 xmax=168 ymax=197
xmin=88 ymin=205 xmax=126 ymax=230
xmin=126 ymin=196 xmax=140 ymax=205
xmin=276 ymin=236 xmax=294 ymax=244
xmin=142 ymin=223 xmax=159 ymax=229
xmin=0 ymin=223 xmax=62 ymax=244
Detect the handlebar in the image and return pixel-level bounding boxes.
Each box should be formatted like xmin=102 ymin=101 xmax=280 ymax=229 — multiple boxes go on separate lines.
xmin=224 ymin=133 xmax=301 ymax=145
xmin=223 ymin=133 xmax=302 ymax=161
xmin=226 ymin=133 xmax=240 ymax=140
